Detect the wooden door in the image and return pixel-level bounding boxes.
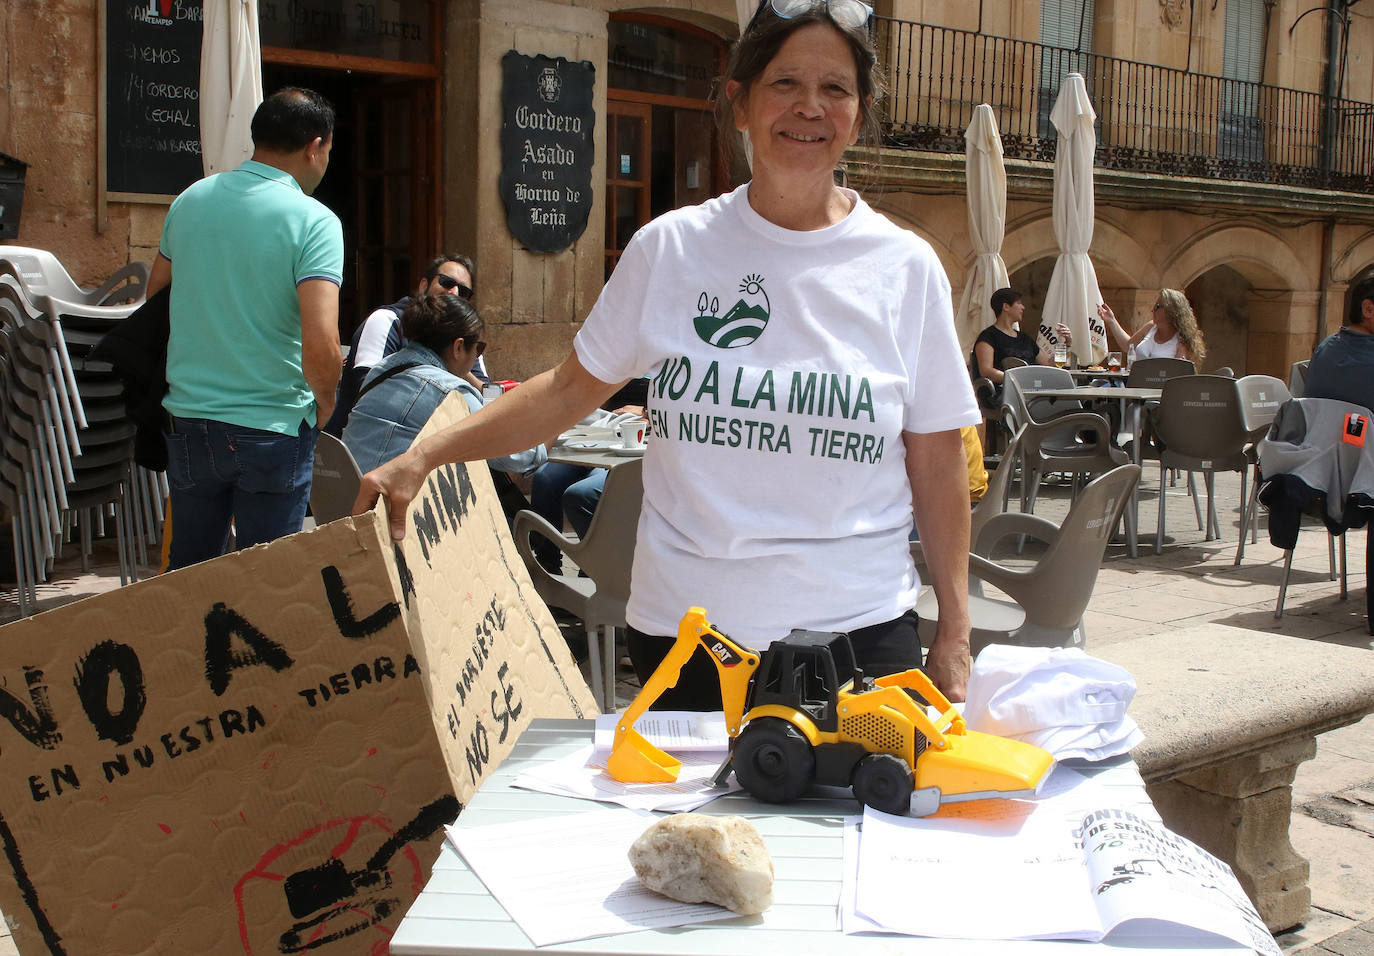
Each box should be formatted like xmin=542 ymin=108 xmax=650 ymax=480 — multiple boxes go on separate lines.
xmin=351 ymin=80 xmax=436 ymax=336
xmin=605 ymin=100 xmax=652 ymax=279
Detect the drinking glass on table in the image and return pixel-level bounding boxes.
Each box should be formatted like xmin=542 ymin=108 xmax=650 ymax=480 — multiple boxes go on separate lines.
xmin=1053 ymin=343 xmax=1069 ymax=368
xmin=1106 ymin=352 xmax=1122 ymax=372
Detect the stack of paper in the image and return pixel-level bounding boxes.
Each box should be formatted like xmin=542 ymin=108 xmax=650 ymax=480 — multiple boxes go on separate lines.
xmin=843 ymin=763 xmax=1279 ymax=954
xmin=446 ymin=808 xmax=736 ymax=946
xmin=513 ymin=711 xmax=738 ymax=811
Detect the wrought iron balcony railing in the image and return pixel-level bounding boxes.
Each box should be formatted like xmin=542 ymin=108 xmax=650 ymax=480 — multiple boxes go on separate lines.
xmin=874 ymin=17 xmax=1374 ymax=194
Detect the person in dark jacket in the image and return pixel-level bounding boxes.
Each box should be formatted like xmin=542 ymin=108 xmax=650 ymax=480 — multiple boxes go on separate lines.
xmin=323 ymin=253 xmax=482 ymax=436
xmin=1306 ymin=275 xmax=1374 ymax=411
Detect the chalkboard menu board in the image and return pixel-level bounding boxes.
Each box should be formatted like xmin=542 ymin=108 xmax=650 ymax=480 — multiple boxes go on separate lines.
xmin=498 ymin=52 xmax=596 ymax=254
xmin=105 ymin=0 xmax=205 ymax=197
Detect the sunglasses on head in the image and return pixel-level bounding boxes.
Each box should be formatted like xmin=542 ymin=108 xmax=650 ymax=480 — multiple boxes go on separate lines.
xmin=747 ymin=0 xmax=873 ymax=33
xmin=432 ymin=273 xmax=474 ymax=299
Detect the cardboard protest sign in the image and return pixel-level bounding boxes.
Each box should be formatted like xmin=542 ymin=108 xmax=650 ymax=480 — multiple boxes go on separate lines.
xmin=0 ymin=395 xmax=595 ymax=954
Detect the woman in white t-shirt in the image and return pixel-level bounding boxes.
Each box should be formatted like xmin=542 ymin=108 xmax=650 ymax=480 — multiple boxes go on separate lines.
xmin=354 ymin=0 xmax=979 ymax=706
xmin=1099 ymin=289 xmax=1208 ymax=365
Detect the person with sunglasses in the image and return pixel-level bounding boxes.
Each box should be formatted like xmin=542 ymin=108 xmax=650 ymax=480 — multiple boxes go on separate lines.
xmin=342 ymin=294 xmax=546 ymax=485
xmin=355 ymin=0 xmax=981 ymax=704
xmin=324 ymin=253 xmax=481 ymax=437
xmin=1098 ymin=290 xmax=1207 ymax=365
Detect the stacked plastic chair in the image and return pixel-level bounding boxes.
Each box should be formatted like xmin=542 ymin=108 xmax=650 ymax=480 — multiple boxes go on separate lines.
xmin=0 ymin=246 xmax=161 ymax=615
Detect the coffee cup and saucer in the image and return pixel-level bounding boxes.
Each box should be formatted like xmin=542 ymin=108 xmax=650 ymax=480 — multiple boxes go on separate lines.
xmin=612 ymin=419 xmax=648 ymax=456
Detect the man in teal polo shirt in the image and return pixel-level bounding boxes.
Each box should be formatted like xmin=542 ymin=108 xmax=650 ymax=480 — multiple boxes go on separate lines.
xmin=147 ymin=87 xmax=344 ymax=570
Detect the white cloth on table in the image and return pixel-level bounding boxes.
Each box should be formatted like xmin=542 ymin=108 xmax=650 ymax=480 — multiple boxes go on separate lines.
xmin=964 ymin=644 xmax=1144 ymax=761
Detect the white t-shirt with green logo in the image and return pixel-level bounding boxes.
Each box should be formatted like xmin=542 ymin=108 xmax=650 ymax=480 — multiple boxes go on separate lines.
xmin=575 ymin=183 xmax=979 ymax=647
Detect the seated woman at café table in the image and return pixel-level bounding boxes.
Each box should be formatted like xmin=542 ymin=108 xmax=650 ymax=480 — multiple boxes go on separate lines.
xmin=1098 ymin=289 xmax=1207 ymax=365
xmin=973 ymin=287 xmax=1071 ymax=407
xmin=342 ymin=294 xmax=547 ymax=483
xmin=356 ymin=0 xmax=980 ymax=706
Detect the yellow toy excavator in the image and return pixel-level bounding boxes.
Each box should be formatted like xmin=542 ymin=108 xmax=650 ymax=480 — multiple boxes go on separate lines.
xmin=608 ymin=608 xmax=1054 ymax=816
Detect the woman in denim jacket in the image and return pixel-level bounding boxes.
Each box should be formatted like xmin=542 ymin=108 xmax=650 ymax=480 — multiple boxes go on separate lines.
xmin=342 ymin=294 xmax=547 ymax=477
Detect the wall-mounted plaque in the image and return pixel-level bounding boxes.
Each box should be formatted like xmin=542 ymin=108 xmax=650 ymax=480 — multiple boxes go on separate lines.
xmin=498 ymin=52 xmax=596 ymax=254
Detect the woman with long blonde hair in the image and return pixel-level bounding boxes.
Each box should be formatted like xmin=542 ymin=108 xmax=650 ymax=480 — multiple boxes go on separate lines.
xmin=1099 ymin=288 xmax=1207 ymax=364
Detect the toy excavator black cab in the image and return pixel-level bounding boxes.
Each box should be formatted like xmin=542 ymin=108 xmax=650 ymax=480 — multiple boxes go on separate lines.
xmin=608 ymin=607 xmax=1054 ymax=817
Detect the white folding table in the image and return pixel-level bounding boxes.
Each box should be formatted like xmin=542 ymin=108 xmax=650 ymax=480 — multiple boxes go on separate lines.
xmin=390 ymin=719 xmax=1251 ymax=956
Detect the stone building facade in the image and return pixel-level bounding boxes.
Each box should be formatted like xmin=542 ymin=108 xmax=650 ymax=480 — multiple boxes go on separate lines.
xmin=4 ymin=0 xmax=1373 ymax=381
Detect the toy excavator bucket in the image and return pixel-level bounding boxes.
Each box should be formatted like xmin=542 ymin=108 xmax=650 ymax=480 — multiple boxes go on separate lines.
xmin=607 ymin=725 xmax=682 ymax=783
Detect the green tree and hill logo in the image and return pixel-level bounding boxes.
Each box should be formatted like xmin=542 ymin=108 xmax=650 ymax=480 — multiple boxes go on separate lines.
xmin=693 ymin=274 xmax=770 ymax=349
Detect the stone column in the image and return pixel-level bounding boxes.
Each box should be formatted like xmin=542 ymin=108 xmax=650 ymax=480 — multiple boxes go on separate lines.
xmin=1322 ymin=280 xmax=1350 ymax=341
xmin=1145 ymin=736 xmax=1317 ymax=933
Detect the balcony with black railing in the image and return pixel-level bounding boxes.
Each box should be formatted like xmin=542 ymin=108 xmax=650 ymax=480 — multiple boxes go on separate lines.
xmin=874 ymin=18 xmax=1374 ymax=195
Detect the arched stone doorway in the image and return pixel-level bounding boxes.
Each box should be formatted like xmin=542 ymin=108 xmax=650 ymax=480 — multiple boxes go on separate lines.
xmin=1166 ymin=226 xmax=1311 ymax=379
xmin=1183 ymin=266 xmax=1253 ymax=375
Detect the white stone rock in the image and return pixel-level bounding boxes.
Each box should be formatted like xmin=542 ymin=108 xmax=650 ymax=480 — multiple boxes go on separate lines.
xmin=628 ymin=813 xmax=774 ymax=916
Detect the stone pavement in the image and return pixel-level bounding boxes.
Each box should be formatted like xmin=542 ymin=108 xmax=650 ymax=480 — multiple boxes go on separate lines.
xmin=1 ymin=463 xmax=1371 ymax=954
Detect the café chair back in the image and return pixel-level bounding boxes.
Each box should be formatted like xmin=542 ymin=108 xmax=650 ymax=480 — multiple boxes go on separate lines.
xmin=1001 ymin=365 xmax=1127 ymax=520
xmin=1289 ymin=359 xmax=1310 ymax=398
xmin=1126 ymin=356 xmax=1195 ymax=388
xmin=310 ymin=433 xmax=363 ymax=525
xmin=910 ymin=426 xmax=1025 ymax=578
xmin=1148 ymin=375 xmax=1250 ymax=554
xmin=915 ymin=463 xmax=1140 ymax=656
xmin=0 ymin=245 xmax=148 ymax=306
xmin=513 ymin=458 xmax=644 ymax=713
xmin=1234 ymin=375 xmax=1292 ymax=564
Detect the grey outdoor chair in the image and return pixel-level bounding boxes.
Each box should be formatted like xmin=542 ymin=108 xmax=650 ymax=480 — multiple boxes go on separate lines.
xmin=1001 ymin=365 xmax=1127 ymax=520
xmin=310 ymin=433 xmax=363 ymax=525
xmin=915 ymin=463 xmax=1141 ymax=656
xmin=1125 ymin=356 xmax=1195 ymax=388
xmin=513 ymin=458 xmax=643 ymax=713
xmin=1257 ymin=397 xmax=1374 ymax=621
xmin=1148 ymin=375 xmax=1251 ymax=553
xmin=1289 ymin=359 xmax=1310 ymax=398
xmin=1234 ymin=374 xmax=1292 ymax=564
xmin=910 ymin=426 xmax=1026 ymax=579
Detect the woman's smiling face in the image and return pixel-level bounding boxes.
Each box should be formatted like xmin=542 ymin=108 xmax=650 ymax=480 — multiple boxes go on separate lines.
xmin=727 ymin=22 xmax=864 ymax=187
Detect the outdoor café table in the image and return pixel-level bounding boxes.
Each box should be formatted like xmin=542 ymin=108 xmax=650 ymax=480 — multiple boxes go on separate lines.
xmin=546 ymin=444 xmax=640 ymax=469
xmin=389 ymin=718 xmax=1250 ymax=956
xmin=1021 ymin=385 xmax=1162 ymax=558
xmin=1067 ymin=368 xmax=1129 ymax=382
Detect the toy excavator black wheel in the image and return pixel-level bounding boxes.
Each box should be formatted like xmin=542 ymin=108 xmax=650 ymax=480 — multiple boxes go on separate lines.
xmin=732 ymin=718 xmax=815 ymax=803
xmin=852 ymin=753 xmax=914 ymax=815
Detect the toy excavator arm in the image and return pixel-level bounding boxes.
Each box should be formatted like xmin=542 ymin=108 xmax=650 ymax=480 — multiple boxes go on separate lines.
xmin=606 ymin=607 xmax=760 ymax=783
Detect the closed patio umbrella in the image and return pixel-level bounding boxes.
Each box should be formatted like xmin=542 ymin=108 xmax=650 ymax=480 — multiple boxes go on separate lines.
xmin=1039 ymin=73 xmax=1107 ymax=365
xmin=954 ymin=104 xmax=1011 ymax=352
xmin=200 ymin=0 xmax=262 ymax=177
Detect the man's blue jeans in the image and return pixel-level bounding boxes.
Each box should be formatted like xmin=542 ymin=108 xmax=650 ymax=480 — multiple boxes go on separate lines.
xmin=164 ymin=416 xmax=316 ymax=571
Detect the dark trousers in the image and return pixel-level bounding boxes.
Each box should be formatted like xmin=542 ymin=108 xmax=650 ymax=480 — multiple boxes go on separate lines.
xmin=626 ymin=610 xmax=924 ymax=711
xmin=163 ymin=416 xmax=316 ymax=570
